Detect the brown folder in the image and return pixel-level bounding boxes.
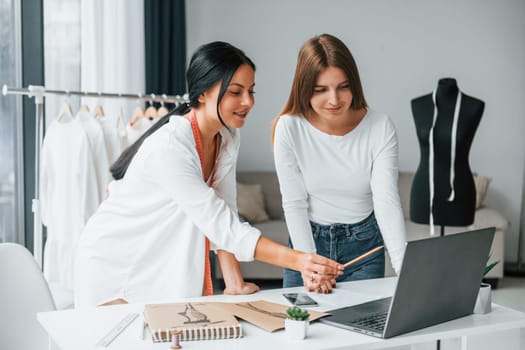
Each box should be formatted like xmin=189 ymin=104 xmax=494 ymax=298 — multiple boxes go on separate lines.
xmin=216 ymin=300 xmax=330 ymax=332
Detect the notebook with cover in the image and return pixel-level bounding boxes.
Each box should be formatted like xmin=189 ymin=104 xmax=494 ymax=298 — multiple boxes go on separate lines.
xmin=320 ymin=227 xmax=495 ymax=338
xmin=143 ymin=302 xmax=242 ymax=342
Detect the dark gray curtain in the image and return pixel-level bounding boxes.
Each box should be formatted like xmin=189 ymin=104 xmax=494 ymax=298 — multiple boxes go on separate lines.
xmin=144 ymin=0 xmax=186 ymax=96
xmin=22 ymin=0 xmax=44 ymax=252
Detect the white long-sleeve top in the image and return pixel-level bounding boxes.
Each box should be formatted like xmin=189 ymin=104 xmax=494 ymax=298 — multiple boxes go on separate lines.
xmin=273 ymin=109 xmax=406 ymax=274
xmin=41 ymin=119 xmax=100 ymax=291
xmin=77 ymin=111 xmax=111 ymax=202
xmin=96 ymin=116 xmax=122 ymax=165
xmin=75 ymin=116 xmax=261 ymax=307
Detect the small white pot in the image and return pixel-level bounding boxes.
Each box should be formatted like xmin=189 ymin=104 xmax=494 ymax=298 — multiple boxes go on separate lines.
xmin=285 ymin=319 xmax=309 ymax=340
xmin=473 ymin=282 xmax=492 ymax=314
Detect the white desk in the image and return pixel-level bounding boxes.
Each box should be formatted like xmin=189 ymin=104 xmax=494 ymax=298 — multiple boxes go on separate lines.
xmin=38 ymin=277 xmax=525 ymax=350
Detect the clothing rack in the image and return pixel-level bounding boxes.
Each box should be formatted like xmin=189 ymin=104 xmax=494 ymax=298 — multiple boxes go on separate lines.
xmin=1 ymin=84 xmax=188 ymax=268
xmin=2 ymin=85 xmax=189 ymax=104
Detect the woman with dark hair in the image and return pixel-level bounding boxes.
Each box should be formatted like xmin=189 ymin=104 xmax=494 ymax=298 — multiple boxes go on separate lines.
xmin=272 ymin=34 xmax=406 ymax=292
xmin=75 ymin=41 xmax=343 ymax=307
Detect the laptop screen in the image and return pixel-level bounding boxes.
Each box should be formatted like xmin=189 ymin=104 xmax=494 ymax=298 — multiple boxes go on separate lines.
xmin=384 ymin=228 xmax=495 ymax=337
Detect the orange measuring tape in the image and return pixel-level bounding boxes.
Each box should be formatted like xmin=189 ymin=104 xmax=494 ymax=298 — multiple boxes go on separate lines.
xmin=187 ymin=111 xmax=220 ymax=296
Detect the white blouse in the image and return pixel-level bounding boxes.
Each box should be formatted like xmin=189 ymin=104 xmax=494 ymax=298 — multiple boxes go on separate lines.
xmin=41 ymin=119 xmax=100 ymax=291
xmin=75 ymin=116 xmax=261 ymax=306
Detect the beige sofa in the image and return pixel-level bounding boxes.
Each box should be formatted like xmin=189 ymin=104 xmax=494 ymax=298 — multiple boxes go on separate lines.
xmin=214 ymin=171 xmax=508 ymax=280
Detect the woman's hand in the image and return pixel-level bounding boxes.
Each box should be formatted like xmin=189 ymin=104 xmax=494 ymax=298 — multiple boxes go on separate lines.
xmin=302 ymin=273 xmax=337 ymax=293
xmin=223 ymin=281 xmax=260 ymax=295
xmin=310 ymin=278 xmax=337 ymax=294
xmin=99 ymin=298 xmax=128 ymax=306
xmin=297 ymin=253 xmax=343 ymax=292
xmin=253 ymin=236 xmax=344 ymax=290
xmin=216 ymin=250 xmax=260 ymax=296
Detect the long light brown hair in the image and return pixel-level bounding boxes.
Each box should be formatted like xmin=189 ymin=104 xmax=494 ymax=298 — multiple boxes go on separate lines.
xmin=271 ymin=34 xmax=367 ymax=144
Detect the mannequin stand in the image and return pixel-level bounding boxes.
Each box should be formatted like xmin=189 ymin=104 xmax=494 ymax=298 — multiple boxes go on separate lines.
xmin=437 ymin=225 xmax=444 ymax=350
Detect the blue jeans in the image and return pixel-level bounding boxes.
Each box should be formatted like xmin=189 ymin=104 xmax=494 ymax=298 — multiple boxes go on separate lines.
xmin=283 ymin=212 xmax=385 ymax=288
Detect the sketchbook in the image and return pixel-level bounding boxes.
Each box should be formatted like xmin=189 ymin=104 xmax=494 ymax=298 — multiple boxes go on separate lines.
xmin=143 ymin=302 xmax=242 ymax=342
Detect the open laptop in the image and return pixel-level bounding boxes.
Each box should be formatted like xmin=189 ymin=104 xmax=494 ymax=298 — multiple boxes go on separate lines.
xmin=320 ymin=227 xmax=495 ymax=338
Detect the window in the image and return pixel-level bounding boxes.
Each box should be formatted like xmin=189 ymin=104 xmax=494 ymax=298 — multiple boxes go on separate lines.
xmin=0 ymin=0 xmax=23 ymax=243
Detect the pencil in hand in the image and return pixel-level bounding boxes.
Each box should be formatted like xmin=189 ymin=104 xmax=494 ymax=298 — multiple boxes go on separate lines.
xmin=343 ymin=245 xmax=384 ymax=269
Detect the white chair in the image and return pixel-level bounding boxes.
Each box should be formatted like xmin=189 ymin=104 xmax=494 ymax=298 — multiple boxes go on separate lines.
xmin=0 ymin=243 xmax=56 ymax=350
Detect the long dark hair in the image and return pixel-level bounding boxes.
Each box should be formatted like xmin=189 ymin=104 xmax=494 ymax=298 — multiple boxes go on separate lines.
xmin=110 ymin=42 xmax=255 ymax=180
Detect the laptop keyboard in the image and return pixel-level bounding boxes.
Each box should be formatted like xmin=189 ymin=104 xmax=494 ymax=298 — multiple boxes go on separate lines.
xmin=352 ymin=312 xmax=388 ymax=331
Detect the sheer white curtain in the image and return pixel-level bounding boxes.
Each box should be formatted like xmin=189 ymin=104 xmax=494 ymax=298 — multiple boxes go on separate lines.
xmin=45 ymin=0 xmax=145 ymax=126
xmin=44 ymin=0 xmax=81 ymax=128
xmin=80 ymin=0 xmax=145 ymax=124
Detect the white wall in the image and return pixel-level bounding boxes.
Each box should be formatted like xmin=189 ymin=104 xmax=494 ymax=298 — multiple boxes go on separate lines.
xmin=186 ymin=0 xmax=525 ymax=263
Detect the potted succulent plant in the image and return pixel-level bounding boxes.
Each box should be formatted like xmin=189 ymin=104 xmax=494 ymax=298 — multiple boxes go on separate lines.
xmin=285 ymin=306 xmax=310 ymax=340
xmin=474 ymin=258 xmax=500 ymax=314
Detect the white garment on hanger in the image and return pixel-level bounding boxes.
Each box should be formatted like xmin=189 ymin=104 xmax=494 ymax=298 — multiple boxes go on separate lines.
xmin=96 ymin=117 xmax=122 ymax=165
xmin=116 ymin=116 xmax=129 ymax=151
xmin=77 ymin=111 xmax=111 ymax=201
xmin=126 ymin=117 xmax=154 ymax=145
xmin=40 ymin=118 xmax=100 ymax=291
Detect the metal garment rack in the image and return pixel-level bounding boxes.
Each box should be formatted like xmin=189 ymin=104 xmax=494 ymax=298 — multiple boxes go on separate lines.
xmin=1 ymin=84 xmax=188 ymax=268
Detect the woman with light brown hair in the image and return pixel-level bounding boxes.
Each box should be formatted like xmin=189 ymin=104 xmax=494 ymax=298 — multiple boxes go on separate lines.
xmin=272 ymin=34 xmax=406 ymax=292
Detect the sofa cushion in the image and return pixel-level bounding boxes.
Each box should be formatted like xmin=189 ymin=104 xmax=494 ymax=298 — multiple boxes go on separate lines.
xmin=471 ymin=207 xmax=510 ymax=231
xmin=236 ymin=183 xmax=270 ymax=223
xmin=398 ymin=171 xmax=492 ymax=217
xmin=474 ymin=175 xmax=491 ymax=209
xmin=253 ymin=220 xmax=290 ymax=244
xmin=237 ymin=172 xmax=284 ymax=220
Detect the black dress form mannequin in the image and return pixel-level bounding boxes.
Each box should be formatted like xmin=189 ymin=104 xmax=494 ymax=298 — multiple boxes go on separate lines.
xmin=410 ymin=78 xmax=484 ymax=228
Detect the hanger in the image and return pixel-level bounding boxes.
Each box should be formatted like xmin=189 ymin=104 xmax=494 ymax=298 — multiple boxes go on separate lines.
xmin=56 ymin=92 xmax=74 ymax=121
xmin=158 ymin=94 xmax=170 ymax=117
xmin=92 ymin=92 xmax=105 ymax=118
xmin=92 ymin=105 xmax=105 ymax=118
xmin=130 ymin=106 xmax=145 ymax=126
xmin=115 ymin=105 xmax=128 ymax=138
xmin=79 ymin=91 xmax=90 ymax=112
xmin=129 ymin=94 xmax=145 ymax=126
xmin=144 ymin=94 xmax=158 ymax=120
xmin=115 ymin=101 xmax=125 ymax=128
